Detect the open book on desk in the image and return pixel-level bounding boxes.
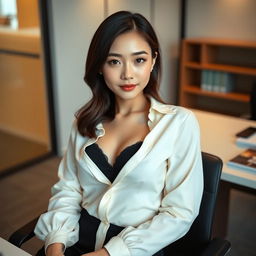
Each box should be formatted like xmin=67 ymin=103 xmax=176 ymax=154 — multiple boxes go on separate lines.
xmin=227 ymin=149 xmax=256 ymax=173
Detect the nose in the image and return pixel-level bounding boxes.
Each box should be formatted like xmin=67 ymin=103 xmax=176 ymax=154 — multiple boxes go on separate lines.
xmin=121 ymin=62 xmax=133 ymax=80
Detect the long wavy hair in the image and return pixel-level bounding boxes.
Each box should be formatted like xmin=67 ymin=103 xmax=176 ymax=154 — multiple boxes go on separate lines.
xmin=76 ymin=11 xmax=164 ymax=137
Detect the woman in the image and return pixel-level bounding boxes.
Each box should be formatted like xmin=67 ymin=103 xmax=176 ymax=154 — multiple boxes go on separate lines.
xmin=35 ymin=11 xmax=203 ymax=256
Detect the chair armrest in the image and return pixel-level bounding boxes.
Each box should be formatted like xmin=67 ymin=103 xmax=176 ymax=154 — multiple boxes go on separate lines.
xmin=201 ymin=237 xmax=231 ymax=256
xmin=8 ymin=216 xmax=39 ymax=247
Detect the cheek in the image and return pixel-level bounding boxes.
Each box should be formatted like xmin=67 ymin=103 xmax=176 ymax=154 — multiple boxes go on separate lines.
xmin=137 ymin=65 xmax=152 ymax=81
xmin=102 ymin=68 xmax=117 ymax=85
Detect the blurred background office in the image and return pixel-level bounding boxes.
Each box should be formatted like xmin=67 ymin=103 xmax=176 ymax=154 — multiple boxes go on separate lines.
xmin=0 ymin=0 xmax=50 ymax=173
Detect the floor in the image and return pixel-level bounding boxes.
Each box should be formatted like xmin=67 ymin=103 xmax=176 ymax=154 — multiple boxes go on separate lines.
xmin=0 ymin=156 xmax=255 ymax=255
xmin=0 ymin=130 xmax=49 ymax=174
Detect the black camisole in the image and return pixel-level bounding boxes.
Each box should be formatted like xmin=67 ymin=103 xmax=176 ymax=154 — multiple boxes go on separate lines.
xmin=85 ymin=141 xmax=143 ymax=182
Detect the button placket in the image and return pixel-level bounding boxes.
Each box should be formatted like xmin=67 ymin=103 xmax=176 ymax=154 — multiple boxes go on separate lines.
xmin=98 ymin=187 xmax=113 ymax=223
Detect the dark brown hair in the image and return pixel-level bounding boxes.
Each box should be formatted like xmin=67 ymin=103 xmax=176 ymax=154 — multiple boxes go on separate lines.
xmin=76 ymin=11 xmax=164 ymax=137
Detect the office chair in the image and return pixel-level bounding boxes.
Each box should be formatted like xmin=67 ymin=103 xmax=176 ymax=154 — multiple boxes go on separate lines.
xmin=162 ymin=152 xmax=231 ymax=255
xmin=9 ymin=152 xmax=231 ymax=255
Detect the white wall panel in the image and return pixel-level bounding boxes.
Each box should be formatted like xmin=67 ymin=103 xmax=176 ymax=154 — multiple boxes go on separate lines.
xmin=186 ymin=0 xmax=256 ymax=41
xmin=107 ymin=0 xmax=151 ymax=20
xmin=49 ymin=0 xmax=104 ymax=154
xmin=154 ymin=0 xmax=180 ymax=103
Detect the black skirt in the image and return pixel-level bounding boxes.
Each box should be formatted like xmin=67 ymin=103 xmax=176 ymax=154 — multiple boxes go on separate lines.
xmin=36 ymin=209 xmax=164 ymax=256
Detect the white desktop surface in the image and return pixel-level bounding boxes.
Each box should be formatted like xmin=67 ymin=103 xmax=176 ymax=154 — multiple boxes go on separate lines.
xmin=0 ymin=237 xmax=32 ymax=256
xmin=192 ymin=109 xmax=256 ymax=189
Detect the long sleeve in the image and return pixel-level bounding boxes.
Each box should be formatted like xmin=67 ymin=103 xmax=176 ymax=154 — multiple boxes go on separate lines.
xmin=34 ymin=122 xmax=83 ymax=250
xmin=104 ymin=111 xmax=204 ymax=256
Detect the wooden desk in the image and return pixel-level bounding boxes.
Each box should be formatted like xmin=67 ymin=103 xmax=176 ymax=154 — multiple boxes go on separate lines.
xmin=192 ymin=109 xmax=256 ymax=237
xmin=0 ymin=237 xmax=32 ymax=256
xmin=193 ymin=109 xmax=256 ymax=189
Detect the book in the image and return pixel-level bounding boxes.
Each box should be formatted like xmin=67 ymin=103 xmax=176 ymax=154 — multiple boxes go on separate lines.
xmin=201 ymin=70 xmax=234 ymax=93
xmin=212 ymin=71 xmax=219 ymax=92
xmin=235 ymin=127 xmax=256 ymax=149
xmin=219 ymin=72 xmax=234 ymax=93
xmin=201 ymin=70 xmax=208 ymax=91
xmin=227 ymin=149 xmax=256 ymax=172
xmin=206 ymin=70 xmax=213 ymax=91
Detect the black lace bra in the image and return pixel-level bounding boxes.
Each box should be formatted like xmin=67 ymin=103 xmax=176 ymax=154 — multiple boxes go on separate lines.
xmin=85 ymin=141 xmax=143 ymax=182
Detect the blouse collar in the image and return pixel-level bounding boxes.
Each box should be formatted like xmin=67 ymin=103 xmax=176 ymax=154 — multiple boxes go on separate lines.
xmin=95 ymin=96 xmax=176 ymax=134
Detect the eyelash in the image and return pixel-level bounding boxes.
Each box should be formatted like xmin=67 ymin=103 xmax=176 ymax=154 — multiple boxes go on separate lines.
xmin=107 ymin=59 xmax=120 ymax=65
xmin=136 ymin=58 xmax=146 ymax=63
xmin=107 ymin=58 xmax=147 ymax=65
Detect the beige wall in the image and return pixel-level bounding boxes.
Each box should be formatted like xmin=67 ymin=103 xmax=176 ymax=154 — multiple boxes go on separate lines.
xmin=186 ymin=0 xmax=256 ymax=41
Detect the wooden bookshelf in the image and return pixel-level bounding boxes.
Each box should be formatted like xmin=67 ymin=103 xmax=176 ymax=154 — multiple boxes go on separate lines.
xmin=179 ymin=38 xmax=256 ymax=117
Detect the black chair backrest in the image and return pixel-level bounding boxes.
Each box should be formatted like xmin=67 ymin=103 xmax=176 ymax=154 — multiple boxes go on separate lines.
xmin=164 ymin=152 xmax=223 ymax=255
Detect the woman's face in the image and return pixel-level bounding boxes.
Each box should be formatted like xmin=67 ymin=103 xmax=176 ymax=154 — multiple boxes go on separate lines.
xmin=101 ymin=31 xmax=156 ymax=101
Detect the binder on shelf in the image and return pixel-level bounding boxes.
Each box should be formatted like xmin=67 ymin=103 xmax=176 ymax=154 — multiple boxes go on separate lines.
xmin=201 ymin=70 xmax=214 ymax=91
xmin=207 ymin=70 xmax=213 ymax=91
xmin=218 ymin=72 xmax=225 ymax=92
xmin=201 ymin=70 xmax=209 ymax=91
xmin=219 ymin=72 xmax=234 ymax=93
xmin=200 ymin=70 xmax=234 ymax=93
xmin=212 ymin=71 xmax=221 ymax=92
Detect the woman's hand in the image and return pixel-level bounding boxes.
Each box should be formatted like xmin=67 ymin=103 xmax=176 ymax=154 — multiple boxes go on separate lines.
xmin=81 ymin=248 xmax=110 ymax=256
xmin=46 ymin=243 xmax=65 ymax=256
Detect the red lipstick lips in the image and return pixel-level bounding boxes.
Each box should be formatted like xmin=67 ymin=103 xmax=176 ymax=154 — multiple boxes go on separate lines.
xmin=120 ymin=84 xmax=136 ymax=91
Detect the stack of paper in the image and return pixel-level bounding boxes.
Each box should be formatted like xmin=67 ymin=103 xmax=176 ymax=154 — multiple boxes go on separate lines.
xmin=227 ymin=127 xmax=256 ymax=172
xmin=235 ymin=127 xmax=256 ymax=149
xmin=236 ymin=133 xmax=256 ymax=149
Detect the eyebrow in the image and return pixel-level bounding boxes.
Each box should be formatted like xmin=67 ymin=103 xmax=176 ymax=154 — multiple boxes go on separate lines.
xmin=107 ymin=51 xmax=149 ymax=57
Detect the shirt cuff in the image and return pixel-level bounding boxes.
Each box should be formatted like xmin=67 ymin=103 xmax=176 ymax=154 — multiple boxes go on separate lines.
xmin=104 ymin=236 xmax=130 ymax=256
xmin=45 ymin=231 xmax=67 ymax=254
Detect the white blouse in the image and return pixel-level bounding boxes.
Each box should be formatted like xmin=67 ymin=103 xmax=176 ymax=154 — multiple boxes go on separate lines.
xmin=34 ymin=97 xmax=204 ymax=256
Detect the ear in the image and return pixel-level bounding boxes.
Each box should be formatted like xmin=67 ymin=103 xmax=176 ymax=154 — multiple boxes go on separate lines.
xmin=151 ymin=52 xmax=158 ymax=72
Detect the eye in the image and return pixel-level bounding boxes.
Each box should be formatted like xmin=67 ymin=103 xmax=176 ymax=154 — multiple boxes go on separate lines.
xmin=107 ymin=59 xmax=121 ymax=65
xmin=136 ymin=58 xmax=146 ymax=64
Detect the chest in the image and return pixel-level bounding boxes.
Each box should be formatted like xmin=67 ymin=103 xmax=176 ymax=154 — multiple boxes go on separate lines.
xmin=97 ymin=116 xmax=149 ymax=165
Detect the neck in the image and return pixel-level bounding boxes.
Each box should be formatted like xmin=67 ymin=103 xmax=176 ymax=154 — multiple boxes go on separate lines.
xmin=115 ymin=94 xmax=149 ymax=117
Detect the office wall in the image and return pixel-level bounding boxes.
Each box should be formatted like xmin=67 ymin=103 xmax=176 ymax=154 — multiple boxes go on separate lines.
xmin=153 ymin=0 xmax=180 ymax=103
xmin=48 ymin=0 xmax=181 ymax=154
xmin=48 ymin=0 xmax=104 ymax=154
xmin=186 ymin=0 xmax=256 ymax=41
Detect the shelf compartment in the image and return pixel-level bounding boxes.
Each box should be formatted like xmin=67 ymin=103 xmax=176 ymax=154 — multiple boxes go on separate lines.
xmin=193 ymin=96 xmax=250 ymax=117
xmin=205 ymin=44 xmax=256 ymax=68
xmin=183 ymin=85 xmax=250 ymax=102
xmin=185 ymin=62 xmax=256 ymax=76
xmin=183 ymin=43 xmax=201 ymax=63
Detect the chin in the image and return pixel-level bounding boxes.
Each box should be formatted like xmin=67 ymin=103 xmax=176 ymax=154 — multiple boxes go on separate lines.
xmin=117 ymin=92 xmax=144 ymax=101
